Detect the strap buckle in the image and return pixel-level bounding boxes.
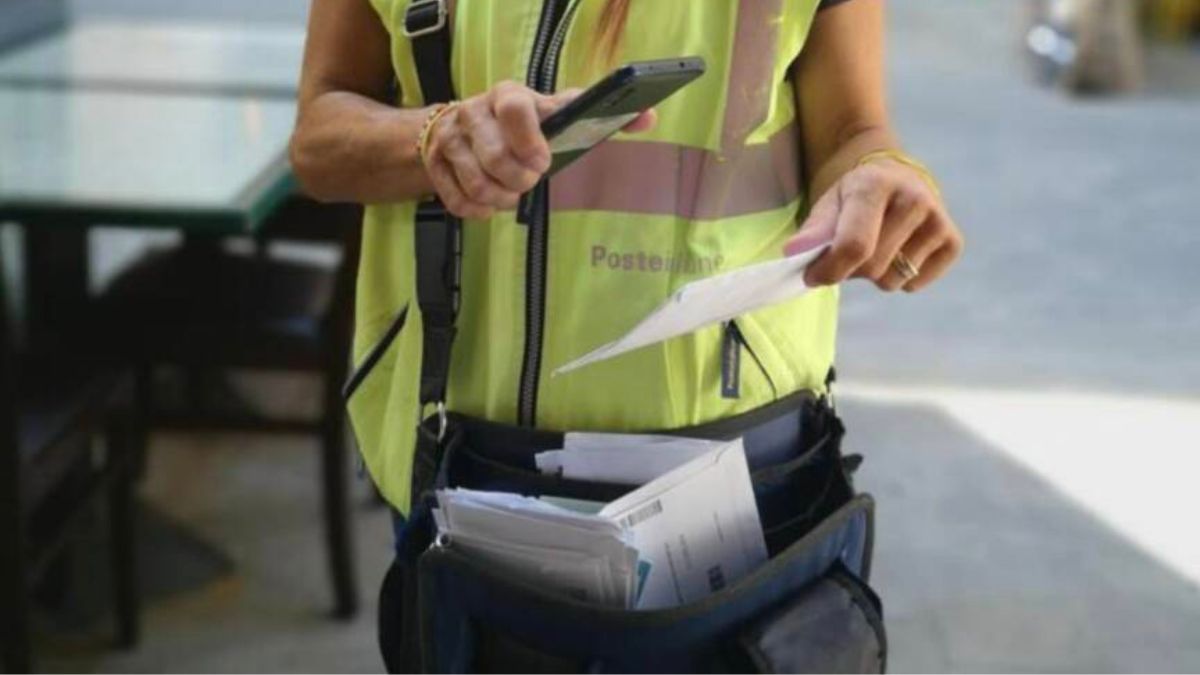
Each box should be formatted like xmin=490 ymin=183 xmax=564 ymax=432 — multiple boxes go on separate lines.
xmin=403 ymin=0 xmax=448 ymax=38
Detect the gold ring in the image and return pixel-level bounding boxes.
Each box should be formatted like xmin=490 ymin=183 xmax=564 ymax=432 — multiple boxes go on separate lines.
xmin=892 ymin=252 xmax=920 ymax=281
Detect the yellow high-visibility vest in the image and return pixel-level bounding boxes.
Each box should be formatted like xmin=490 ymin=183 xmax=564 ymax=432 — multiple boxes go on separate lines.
xmin=350 ymin=0 xmax=838 ymax=512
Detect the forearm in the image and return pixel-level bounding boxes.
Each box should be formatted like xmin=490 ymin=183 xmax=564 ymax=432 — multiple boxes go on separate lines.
xmin=793 ymin=0 xmax=895 ymax=200
xmin=289 ymin=92 xmax=435 ymax=204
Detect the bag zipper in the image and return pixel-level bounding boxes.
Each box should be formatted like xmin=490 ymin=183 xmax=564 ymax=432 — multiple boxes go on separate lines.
xmin=517 ymin=0 xmax=580 ymax=427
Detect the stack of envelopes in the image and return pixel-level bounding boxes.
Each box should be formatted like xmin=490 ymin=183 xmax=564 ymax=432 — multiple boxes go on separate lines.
xmin=433 ymin=436 xmax=767 ymax=610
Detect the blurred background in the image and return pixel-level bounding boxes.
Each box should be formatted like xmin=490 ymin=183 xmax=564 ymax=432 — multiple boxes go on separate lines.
xmin=0 ymin=0 xmax=1197 ymax=672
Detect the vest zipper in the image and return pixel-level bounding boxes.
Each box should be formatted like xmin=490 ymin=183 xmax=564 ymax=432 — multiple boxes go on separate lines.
xmin=518 ymin=0 xmax=578 ymax=427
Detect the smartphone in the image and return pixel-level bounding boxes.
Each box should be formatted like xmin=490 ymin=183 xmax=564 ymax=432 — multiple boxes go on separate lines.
xmin=541 ymin=57 xmax=707 ymax=175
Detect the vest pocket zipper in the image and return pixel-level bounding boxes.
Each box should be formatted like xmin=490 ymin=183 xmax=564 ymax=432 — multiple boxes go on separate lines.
xmin=723 ymin=320 xmax=778 ymax=400
xmin=343 ymin=304 xmax=409 ymax=402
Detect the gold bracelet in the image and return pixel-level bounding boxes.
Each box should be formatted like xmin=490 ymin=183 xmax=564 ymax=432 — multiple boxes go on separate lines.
xmin=415 ymin=102 xmax=458 ymax=166
xmin=856 ymin=149 xmax=942 ymax=199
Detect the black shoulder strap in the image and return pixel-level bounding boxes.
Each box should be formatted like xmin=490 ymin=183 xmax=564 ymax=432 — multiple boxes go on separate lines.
xmin=405 ymin=0 xmax=461 ymax=414
xmin=405 ymin=0 xmax=454 ymax=106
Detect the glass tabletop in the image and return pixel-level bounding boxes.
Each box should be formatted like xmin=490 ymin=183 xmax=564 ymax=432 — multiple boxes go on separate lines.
xmin=0 ymin=88 xmax=297 ymax=234
xmin=0 ymin=21 xmax=304 ymax=98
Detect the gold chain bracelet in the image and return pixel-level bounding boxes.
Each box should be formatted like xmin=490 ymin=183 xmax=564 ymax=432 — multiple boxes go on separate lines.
xmin=415 ymin=102 xmax=459 ymax=167
xmin=856 ymin=149 xmax=942 ymax=199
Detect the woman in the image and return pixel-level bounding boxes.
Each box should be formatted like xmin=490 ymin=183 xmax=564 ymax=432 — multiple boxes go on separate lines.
xmin=291 ymin=0 xmax=962 ymax=666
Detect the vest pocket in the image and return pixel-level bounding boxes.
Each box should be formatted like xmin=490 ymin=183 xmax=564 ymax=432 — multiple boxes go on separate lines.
xmin=722 ymin=319 xmax=779 ymax=400
xmin=343 ymin=304 xmax=409 ymax=402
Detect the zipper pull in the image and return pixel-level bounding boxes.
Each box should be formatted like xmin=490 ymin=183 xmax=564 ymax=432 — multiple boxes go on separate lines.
xmin=721 ymin=322 xmax=742 ymax=399
xmin=517 ymin=181 xmax=545 ymax=225
xmin=825 ymin=365 xmax=838 ymax=414
xmin=517 ymin=193 xmax=535 ymax=225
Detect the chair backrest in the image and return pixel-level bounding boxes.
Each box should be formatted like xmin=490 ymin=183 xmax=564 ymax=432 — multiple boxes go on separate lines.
xmin=0 ymin=0 xmax=66 ymax=51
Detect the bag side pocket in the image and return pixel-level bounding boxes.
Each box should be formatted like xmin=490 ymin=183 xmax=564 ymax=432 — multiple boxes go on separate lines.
xmin=739 ymin=563 xmax=886 ymax=674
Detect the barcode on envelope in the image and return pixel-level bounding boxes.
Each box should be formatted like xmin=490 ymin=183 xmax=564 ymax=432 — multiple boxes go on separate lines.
xmin=621 ymin=499 xmax=663 ymax=529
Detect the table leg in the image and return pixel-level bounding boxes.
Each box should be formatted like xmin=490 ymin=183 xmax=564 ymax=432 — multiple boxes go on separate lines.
xmin=24 ymin=227 xmax=90 ymax=348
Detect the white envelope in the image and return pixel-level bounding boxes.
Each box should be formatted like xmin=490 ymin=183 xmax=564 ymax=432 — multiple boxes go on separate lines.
xmin=537 ymin=435 xmax=726 ymax=485
xmin=598 ymin=440 xmax=767 ymax=609
xmin=555 ymin=245 xmax=829 ymax=375
xmin=437 ymin=489 xmax=640 ymax=607
xmin=450 ymin=529 xmax=628 ymax=606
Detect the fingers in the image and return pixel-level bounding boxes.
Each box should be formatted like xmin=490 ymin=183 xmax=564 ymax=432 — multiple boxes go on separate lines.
xmin=875 ymin=207 xmax=963 ymax=293
xmin=426 ymin=109 xmax=506 ymax=218
xmin=537 ymin=88 xmax=583 ymax=118
xmin=426 ymin=156 xmax=494 ymax=220
xmin=875 ymin=219 xmax=939 ymax=291
xmin=797 ymin=158 xmax=963 ymax=293
xmin=457 ymin=96 xmax=542 ymax=194
xmin=804 ymin=166 xmax=891 ymax=286
xmin=622 ymin=108 xmax=658 ymax=133
xmin=441 ymin=135 xmax=520 ymax=210
xmin=469 ymin=133 xmax=543 ymax=194
xmin=784 ymin=187 xmax=840 ymax=257
xmin=863 ymin=194 xmax=931 ymax=291
xmin=905 ymin=246 xmax=957 ymax=293
xmin=492 ymin=81 xmax=552 ymax=172
xmin=903 ymin=212 xmax=965 ymax=292
xmin=423 ymin=81 xmax=564 ymax=217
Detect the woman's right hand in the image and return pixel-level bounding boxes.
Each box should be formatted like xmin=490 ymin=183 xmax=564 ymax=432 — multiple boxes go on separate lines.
xmin=421 ymin=80 xmax=655 ymax=219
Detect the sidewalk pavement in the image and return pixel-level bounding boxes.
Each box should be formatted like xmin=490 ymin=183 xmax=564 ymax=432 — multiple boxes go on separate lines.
xmin=843 ymin=388 xmax=1200 ymax=672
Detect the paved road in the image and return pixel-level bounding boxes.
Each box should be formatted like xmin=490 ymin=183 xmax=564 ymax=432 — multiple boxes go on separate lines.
xmin=846 ymin=396 xmax=1200 ymax=672
xmin=839 ymin=1 xmax=1200 ymax=396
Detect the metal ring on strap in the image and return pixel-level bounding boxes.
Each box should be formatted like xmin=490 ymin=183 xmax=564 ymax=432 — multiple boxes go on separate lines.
xmin=418 ymin=400 xmax=450 ymax=444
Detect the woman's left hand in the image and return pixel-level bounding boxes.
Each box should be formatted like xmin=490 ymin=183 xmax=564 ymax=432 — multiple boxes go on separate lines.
xmin=782 ymin=158 xmax=964 ymax=293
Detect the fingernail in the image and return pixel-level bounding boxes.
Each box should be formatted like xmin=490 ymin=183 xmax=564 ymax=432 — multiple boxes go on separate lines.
xmin=784 ymin=236 xmax=816 ymax=257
